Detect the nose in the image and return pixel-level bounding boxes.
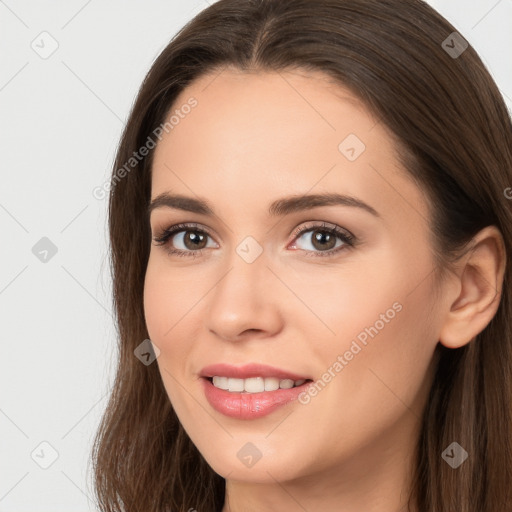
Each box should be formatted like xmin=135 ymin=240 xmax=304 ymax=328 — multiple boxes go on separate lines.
xmin=204 ymin=245 xmax=284 ymax=342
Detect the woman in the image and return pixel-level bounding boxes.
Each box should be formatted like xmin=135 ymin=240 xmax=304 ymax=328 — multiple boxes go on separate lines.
xmin=91 ymin=0 xmax=512 ymax=511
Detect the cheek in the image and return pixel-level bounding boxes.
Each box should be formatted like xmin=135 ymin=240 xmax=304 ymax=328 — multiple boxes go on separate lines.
xmin=143 ymin=255 xmax=203 ymax=341
xmin=285 ymin=291 xmax=437 ymax=472
xmin=143 ymin=265 xmax=169 ymax=342
xmin=274 ymin=253 xmax=405 ymax=348
xmin=143 ymin=258 xmax=191 ymax=390
xmin=321 ymin=273 xmax=437 ymax=429
xmin=142 ymin=255 xmax=214 ymax=397
xmin=143 ymin=261 xmax=197 ymax=414
xmin=295 ymin=248 xmax=438 ymax=418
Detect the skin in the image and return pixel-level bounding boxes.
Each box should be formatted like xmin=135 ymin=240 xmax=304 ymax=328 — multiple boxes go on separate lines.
xmin=143 ymin=67 xmax=506 ymax=512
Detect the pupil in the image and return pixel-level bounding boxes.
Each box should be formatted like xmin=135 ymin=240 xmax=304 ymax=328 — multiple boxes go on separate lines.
xmin=185 ymin=231 xmax=205 ymax=249
xmin=313 ymin=230 xmax=335 ymax=250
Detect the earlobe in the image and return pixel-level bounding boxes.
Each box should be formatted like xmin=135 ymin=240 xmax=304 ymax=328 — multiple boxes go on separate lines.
xmin=438 ymin=226 xmax=506 ymax=349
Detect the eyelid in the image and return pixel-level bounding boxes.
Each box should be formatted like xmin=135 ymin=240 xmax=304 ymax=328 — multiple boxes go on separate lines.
xmin=289 ymin=220 xmax=353 ymax=242
xmin=152 ymin=222 xmax=217 ymax=243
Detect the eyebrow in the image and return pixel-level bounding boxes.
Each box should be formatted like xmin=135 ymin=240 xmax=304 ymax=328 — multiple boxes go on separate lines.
xmin=147 ymin=192 xmax=380 ymax=218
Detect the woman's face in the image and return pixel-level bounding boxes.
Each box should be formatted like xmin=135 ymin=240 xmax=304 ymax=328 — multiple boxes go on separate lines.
xmin=144 ymin=68 xmax=444 ymax=486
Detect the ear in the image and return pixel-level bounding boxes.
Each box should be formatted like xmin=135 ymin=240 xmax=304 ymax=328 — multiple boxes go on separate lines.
xmin=438 ymin=225 xmax=507 ymax=349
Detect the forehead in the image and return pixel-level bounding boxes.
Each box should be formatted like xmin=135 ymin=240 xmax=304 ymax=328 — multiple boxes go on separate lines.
xmin=150 ymin=68 xmax=427 ymax=225
xmin=165 ymin=67 xmax=377 ymax=150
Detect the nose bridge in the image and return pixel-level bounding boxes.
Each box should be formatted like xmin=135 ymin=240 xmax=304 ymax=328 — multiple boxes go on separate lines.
xmin=204 ymin=237 xmax=282 ymax=340
xmin=213 ymin=237 xmax=269 ymax=309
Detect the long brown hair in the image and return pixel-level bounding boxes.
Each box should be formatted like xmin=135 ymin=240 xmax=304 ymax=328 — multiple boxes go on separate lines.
xmin=90 ymin=1 xmax=512 ymax=510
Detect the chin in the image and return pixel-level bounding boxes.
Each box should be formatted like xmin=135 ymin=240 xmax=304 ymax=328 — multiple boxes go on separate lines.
xmin=199 ymin=443 xmax=308 ymax=484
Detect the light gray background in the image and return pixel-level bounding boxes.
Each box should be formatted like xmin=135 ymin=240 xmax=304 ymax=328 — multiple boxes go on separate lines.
xmin=0 ymin=1 xmax=511 ymax=510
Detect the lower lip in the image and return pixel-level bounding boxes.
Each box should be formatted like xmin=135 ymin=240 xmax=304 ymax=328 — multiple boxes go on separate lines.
xmin=201 ymin=378 xmax=311 ymax=420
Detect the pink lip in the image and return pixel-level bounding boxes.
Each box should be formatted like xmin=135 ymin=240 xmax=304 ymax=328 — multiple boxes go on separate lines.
xmin=199 ymin=363 xmax=313 ymax=419
xmin=199 ymin=362 xmax=310 ymax=381
xmin=201 ymin=377 xmax=312 ymax=420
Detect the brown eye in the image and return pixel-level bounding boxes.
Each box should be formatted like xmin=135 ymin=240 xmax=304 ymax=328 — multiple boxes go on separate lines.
xmin=310 ymin=230 xmax=337 ymax=251
xmin=180 ymin=230 xmax=208 ymax=250
xmin=291 ymin=223 xmax=354 ymax=256
xmin=152 ymin=223 xmax=218 ymax=257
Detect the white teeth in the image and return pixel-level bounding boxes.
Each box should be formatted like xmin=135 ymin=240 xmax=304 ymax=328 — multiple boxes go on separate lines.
xmin=244 ymin=377 xmax=264 ymax=393
xmin=211 ymin=376 xmax=307 ymax=393
xmin=227 ymin=377 xmax=244 ymax=392
xmin=280 ymin=379 xmax=294 ymax=389
xmin=212 ymin=376 xmax=229 ymax=390
xmin=264 ymin=377 xmax=280 ymax=391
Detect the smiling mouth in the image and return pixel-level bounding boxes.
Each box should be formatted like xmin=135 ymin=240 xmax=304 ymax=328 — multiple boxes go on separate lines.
xmin=205 ymin=376 xmax=313 ymax=394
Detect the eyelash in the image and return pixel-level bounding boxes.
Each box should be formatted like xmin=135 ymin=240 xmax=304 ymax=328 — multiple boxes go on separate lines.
xmin=152 ymin=221 xmax=356 ymax=259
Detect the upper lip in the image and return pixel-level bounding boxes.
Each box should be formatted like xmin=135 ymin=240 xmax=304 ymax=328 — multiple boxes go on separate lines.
xmin=200 ymin=363 xmax=311 ymax=381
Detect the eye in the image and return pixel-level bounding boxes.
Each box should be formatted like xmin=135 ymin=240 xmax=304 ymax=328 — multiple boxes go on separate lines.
xmin=289 ymin=221 xmax=355 ymax=257
xmin=152 ymin=223 xmax=217 ymax=258
xmin=152 ymin=221 xmax=356 ymax=259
